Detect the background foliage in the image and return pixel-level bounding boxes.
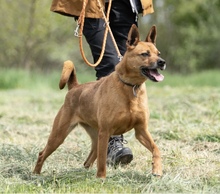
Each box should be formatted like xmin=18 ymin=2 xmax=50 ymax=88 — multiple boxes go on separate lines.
xmin=0 ymin=0 xmax=220 ymax=73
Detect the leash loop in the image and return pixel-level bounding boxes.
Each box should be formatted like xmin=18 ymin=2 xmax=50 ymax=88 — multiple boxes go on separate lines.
xmin=76 ymin=0 xmax=122 ymax=67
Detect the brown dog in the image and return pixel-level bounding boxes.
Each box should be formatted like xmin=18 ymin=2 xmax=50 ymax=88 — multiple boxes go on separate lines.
xmin=33 ymin=24 xmax=166 ymax=178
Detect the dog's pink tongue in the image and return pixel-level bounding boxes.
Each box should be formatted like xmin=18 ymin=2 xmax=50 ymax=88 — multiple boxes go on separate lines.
xmin=150 ymin=70 xmax=164 ymax=82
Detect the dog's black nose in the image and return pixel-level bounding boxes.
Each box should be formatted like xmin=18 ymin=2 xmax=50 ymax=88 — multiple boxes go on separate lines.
xmin=157 ymin=58 xmax=166 ymax=70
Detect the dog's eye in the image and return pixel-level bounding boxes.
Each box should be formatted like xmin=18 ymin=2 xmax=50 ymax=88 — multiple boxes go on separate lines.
xmin=141 ymin=52 xmax=150 ymax=57
xmin=158 ymin=52 xmax=161 ymax=56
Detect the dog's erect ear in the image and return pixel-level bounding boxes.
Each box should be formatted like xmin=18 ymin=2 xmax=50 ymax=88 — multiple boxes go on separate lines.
xmin=146 ymin=25 xmax=157 ymax=44
xmin=126 ymin=24 xmax=140 ymax=47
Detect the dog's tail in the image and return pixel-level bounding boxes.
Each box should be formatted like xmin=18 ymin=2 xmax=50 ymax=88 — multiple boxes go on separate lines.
xmin=59 ymin=60 xmax=79 ymax=90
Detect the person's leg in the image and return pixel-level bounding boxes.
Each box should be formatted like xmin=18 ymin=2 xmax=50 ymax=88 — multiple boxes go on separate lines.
xmin=82 ymin=0 xmax=138 ymax=77
xmin=103 ymin=0 xmax=138 ymax=166
xmin=82 ymin=18 xmax=119 ymax=79
xmin=107 ymin=0 xmax=138 ymax=55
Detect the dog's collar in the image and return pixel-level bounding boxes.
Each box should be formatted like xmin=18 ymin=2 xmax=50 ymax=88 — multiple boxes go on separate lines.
xmin=118 ymin=74 xmax=140 ymax=97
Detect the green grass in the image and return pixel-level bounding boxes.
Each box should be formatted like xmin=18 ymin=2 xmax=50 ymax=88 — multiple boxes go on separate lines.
xmin=0 ymin=68 xmax=220 ymax=90
xmin=0 ymin=68 xmax=96 ymax=90
xmin=147 ymin=69 xmax=220 ymax=87
xmin=0 ymin=68 xmax=220 ymax=193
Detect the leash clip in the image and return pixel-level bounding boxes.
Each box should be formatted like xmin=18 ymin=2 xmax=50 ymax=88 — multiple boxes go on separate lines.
xmin=118 ymin=55 xmax=123 ymax=61
xmin=74 ymin=24 xmax=80 ymax=37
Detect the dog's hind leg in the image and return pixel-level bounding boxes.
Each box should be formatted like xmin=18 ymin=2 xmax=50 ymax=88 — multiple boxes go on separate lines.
xmin=134 ymin=125 xmax=162 ymax=176
xmin=81 ymin=124 xmax=98 ymax=168
xmin=33 ymin=106 xmax=76 ymax=174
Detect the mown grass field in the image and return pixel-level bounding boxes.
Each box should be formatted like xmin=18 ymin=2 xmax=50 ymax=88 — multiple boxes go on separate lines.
xmin=0 ymin=69 xmax=219 ymax=193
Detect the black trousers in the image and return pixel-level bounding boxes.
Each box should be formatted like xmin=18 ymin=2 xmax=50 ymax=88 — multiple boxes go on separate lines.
xmin=82 ymin=0 xmax=138 ymax=79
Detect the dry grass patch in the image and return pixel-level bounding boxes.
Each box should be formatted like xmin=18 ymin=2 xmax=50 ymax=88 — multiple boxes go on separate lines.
xmin=0 ymin=85 xmax=219 ymax=193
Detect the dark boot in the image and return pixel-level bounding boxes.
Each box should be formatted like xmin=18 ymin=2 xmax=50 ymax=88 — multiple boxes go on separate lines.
xmin=107 ymin=135 xmax=133 ymax=166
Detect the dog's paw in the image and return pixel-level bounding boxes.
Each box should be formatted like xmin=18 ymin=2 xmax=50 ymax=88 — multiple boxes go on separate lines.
xmin=96 ymin=176 xmax=106 ymax=184
xmin=152 ymin=172 xmax=162 ymax=177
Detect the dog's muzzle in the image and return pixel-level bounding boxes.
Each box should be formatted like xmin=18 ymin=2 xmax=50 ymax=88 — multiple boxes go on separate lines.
xmin=140 ymin=58 xmax=166 ymax=82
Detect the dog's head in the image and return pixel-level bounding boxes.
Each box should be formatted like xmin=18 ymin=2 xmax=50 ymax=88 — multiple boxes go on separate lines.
xmin=116 ymin=25 xmax=166 ymax=84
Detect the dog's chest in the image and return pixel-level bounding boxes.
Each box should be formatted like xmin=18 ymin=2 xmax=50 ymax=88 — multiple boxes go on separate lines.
xmin=112 ymin=100 xmax=148 ymax=134
xmin=125 ymin=102 xmax=147 ymax=122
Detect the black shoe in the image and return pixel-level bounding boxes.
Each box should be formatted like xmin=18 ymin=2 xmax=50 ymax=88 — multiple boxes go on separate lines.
xmin=107 ymin=135 xmax=133 ymax=166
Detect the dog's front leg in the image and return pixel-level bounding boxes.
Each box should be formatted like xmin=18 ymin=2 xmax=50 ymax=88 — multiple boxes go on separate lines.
xmin=96 ymin=130 xmax=110 ymax=179
xmin=135 ymin=125 xmax=162 ymax=176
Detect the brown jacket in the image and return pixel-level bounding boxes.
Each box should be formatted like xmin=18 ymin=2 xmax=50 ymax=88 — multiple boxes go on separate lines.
xmin=50 ymin=0 xmax=154 ymax=18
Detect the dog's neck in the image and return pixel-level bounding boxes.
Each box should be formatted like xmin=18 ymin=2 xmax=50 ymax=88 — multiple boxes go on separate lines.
xmin=117 ymin=74 xmax=140 ymax=97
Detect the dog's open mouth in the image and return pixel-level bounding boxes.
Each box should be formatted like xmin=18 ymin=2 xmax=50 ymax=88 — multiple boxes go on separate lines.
xmin=140 ymin=67 xmax=164 ymax=82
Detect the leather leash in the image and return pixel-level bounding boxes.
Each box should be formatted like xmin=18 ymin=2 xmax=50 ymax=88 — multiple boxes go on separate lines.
xmin=75 ymin=0 xmax=123 ymax=67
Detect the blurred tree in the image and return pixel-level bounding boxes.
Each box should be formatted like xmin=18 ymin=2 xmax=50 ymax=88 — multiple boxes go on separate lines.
xmin=0 ymin=0 xmax=219 ymax=73
xmin=149 ymin=0 xmax=220 ymax=73
xmin=0 ymin=0 xmax=90 ymax=71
